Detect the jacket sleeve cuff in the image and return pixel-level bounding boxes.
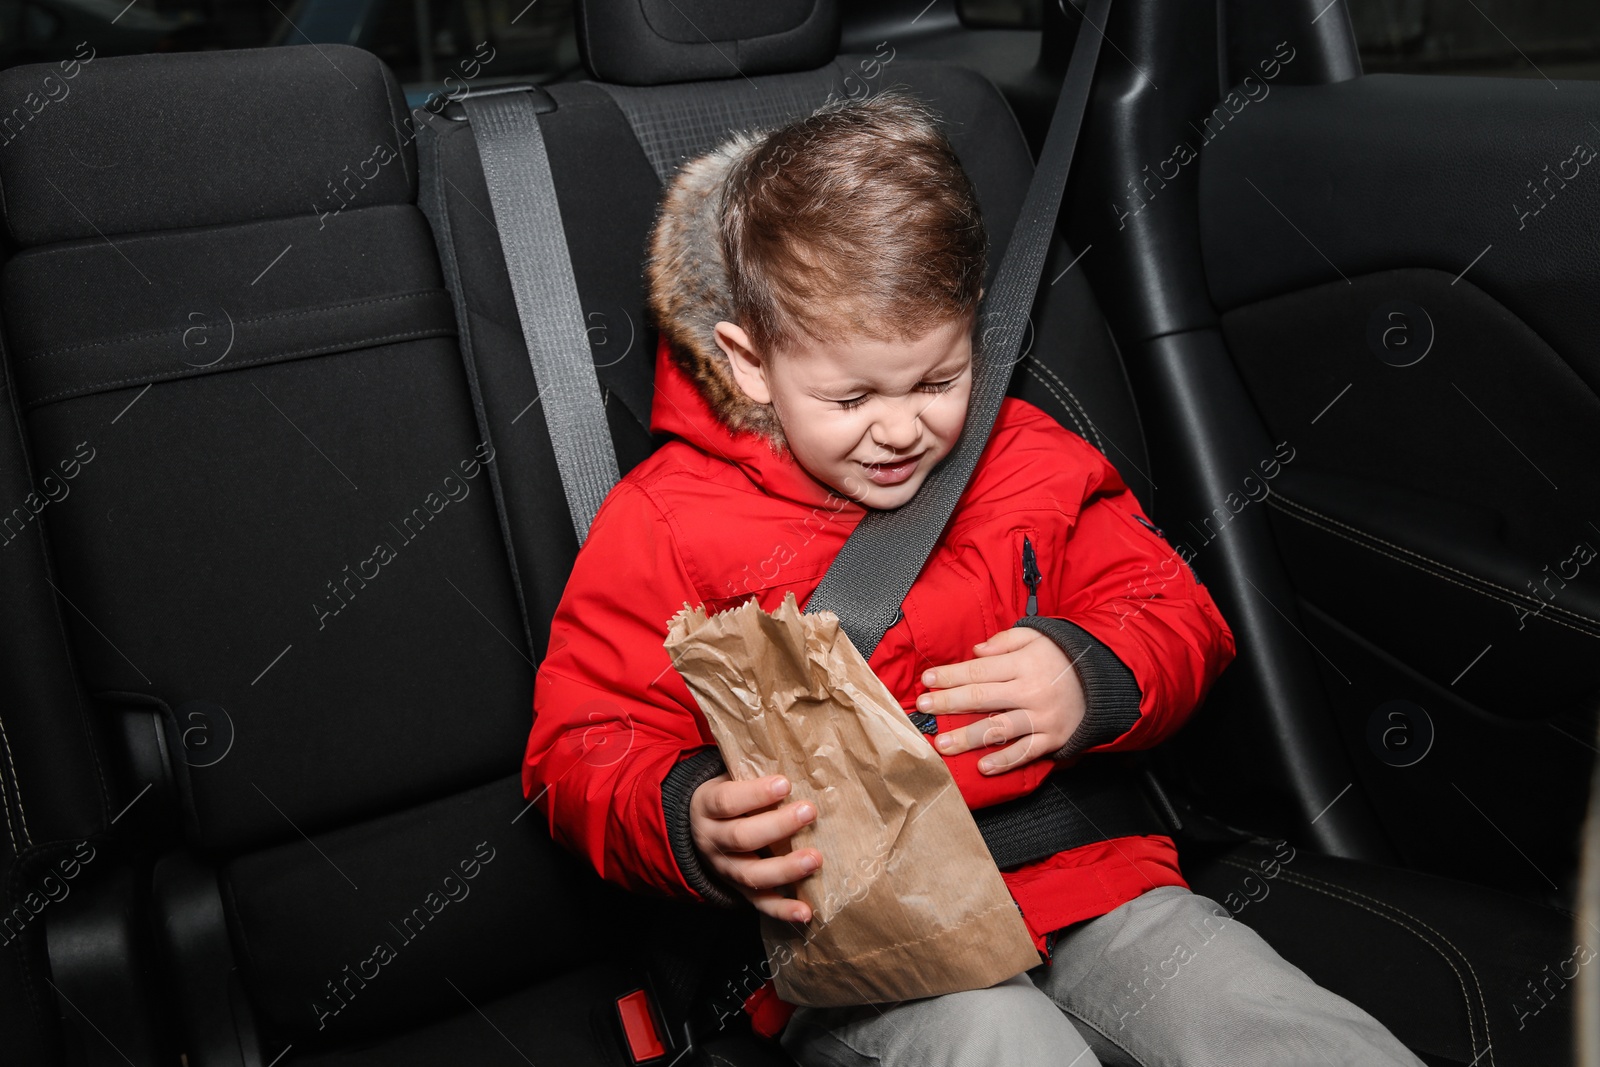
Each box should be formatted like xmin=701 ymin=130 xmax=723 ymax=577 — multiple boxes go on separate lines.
xmin=659 ymin=747 xmax=741 ymax=908
xmin=1015 ymin=616 xmax=1143 ymax=760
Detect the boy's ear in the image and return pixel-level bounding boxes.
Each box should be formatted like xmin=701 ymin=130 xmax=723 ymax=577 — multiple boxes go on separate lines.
xmin=712 ymin=321 xmax=773 ymax=405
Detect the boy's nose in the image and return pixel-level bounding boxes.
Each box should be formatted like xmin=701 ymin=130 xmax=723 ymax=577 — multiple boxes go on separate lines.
xmin=870 ymin=409 xmax=922 ymax=453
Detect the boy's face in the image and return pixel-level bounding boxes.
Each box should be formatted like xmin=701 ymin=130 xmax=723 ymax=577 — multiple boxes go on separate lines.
xmin=713 ymin=316 xmax=974 ymax=509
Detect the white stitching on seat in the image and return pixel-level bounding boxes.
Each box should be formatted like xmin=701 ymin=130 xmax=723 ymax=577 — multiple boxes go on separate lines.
xmin=1283 ymin=866 xmax=1496 ymax=1065
xmin=1270 ymin=492 xmax=1600 ymax=631
xmin=1026 ymin=353 xmax=1106 ymax=452
xmin=0 ymin=711 xmax=30 ymax=850
xmin=1222 ymin=863 xmax=1484 ymax=1062
xmin=1267 ymin=494 xmax=1600 ymax=639
xmin=1218 ymin=857 xmax=1490 ymax=1067
xmin=1020 ymin=361 xmax=1087 ymax=439
xmin=0 ymin=773 xmax=18 ymax=855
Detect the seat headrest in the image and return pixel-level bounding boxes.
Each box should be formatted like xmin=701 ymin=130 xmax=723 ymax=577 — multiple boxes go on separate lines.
xmin=577 ymin=0 xmax=839 ymax=86
xmin=0 ymin=44 xmax=415 ymax=247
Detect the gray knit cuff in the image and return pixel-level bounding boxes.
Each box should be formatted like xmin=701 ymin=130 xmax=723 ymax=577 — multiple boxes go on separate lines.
xmin=660 ymin=747 xmax=741 ymax=908
xmin=1015 ymin=616 xmax=1143 ymax=760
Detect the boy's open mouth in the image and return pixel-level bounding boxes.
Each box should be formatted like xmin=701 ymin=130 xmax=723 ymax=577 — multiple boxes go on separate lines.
xmin=861 ymin=454 xmax=923 ymax=486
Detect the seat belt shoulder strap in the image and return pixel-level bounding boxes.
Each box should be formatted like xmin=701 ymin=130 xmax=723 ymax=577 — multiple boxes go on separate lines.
xmin=805 ymin=0 xmax=1113 ymax=660
xmin=460 ymin=88 xmax=621 ymax=544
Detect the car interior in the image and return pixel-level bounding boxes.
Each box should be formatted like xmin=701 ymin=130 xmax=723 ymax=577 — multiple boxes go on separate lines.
xmin=1 ymin=1 xmax=1597 ymax=1064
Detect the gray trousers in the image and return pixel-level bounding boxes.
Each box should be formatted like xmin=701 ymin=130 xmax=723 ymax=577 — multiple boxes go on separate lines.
xmin=778 ymin=885 xmax=1426 ymax=1067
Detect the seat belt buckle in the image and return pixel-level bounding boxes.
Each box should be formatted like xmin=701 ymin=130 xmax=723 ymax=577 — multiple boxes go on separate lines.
xmin=613 ymin=984 xmax=688 ymax=1065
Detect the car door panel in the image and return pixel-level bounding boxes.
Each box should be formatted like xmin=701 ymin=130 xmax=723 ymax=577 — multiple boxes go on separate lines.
xmin=1198 ymin=71 xmax=1600 ymax=895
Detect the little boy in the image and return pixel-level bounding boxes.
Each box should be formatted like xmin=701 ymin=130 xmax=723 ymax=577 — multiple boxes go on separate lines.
xmin=524 ymin=92 xmax=1424 ymax=1066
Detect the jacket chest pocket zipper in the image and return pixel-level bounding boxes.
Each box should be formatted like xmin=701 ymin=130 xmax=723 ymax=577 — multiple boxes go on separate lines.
xmin=1022 ymin=535 xmax=1042 ymax=617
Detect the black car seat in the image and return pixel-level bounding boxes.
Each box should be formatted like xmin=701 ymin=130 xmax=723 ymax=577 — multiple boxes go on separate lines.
xmin=0 ymin=3 xmax=1577 ymax=1067
xmin=0 ymin=40 xmax=720 ymax=1067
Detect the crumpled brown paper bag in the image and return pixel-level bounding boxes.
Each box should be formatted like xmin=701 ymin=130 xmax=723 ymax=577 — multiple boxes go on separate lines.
xmin=664 ymin=592 xmax=1040 ymax=1008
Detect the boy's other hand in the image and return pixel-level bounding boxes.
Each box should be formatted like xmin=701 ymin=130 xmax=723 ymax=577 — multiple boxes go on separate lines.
xmin=689 ymin=773 xmax=821 ymax=923
xmin=918 ymin=626 xmax=1087 ymax=774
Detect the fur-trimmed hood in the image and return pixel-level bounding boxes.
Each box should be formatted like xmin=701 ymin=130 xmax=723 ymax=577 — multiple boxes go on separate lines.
xmin=645 ymin=132 xmax=788 ymax=447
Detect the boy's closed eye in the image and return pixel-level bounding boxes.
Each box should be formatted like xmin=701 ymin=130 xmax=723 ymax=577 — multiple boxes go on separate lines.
xmin=713 ymin=315 xmax=975 ymax=510
xmin=828 ymin=376 xmax=963 ymax=410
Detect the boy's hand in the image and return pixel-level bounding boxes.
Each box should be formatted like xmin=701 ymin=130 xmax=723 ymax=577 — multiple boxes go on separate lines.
xmin=689 ymin=773 xmax=821 ymax=923
xmin=918 ymin=626 xmax=1087 ymax=774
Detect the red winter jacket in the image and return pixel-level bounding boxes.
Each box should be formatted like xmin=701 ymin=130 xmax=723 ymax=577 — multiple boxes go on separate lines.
xmin=524 ymin=334 xmax=1237 ymax=1030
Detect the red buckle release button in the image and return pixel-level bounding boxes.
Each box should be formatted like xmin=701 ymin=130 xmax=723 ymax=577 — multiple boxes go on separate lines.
xmin=615 ymin=989 xmax=666 ymax=1063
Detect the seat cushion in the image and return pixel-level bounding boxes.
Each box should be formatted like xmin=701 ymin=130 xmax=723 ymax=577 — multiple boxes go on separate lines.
xmin=288 ymin=978 xmax=796 ymax=1067
xmin=286 ymin=962 xmax=667 ymax=1067
xmin=1186 ymin=838 xmax=1575 ymax=1067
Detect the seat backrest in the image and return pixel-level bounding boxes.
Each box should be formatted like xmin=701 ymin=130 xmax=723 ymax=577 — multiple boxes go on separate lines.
xmin=0 ymin=43 xmax=636 ymax=1059
xmin=0 ymin=6 xmax=1152 ymax=1062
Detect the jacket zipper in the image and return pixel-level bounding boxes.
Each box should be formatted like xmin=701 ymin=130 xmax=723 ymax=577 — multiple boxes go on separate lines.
xmin=915 ymin=538 xmax=1042 ymax=739
xmin=1022 ymin=535 xmax=1041 ymax=616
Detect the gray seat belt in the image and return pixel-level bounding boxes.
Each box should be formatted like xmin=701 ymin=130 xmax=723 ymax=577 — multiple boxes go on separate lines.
xmin=796 ymin=0 xmax=1173 ymax=874
xmin=806 ymin=0 xmax=1112 ymax=659
xmin=460 ymin=90 xmax=620 ymax=542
